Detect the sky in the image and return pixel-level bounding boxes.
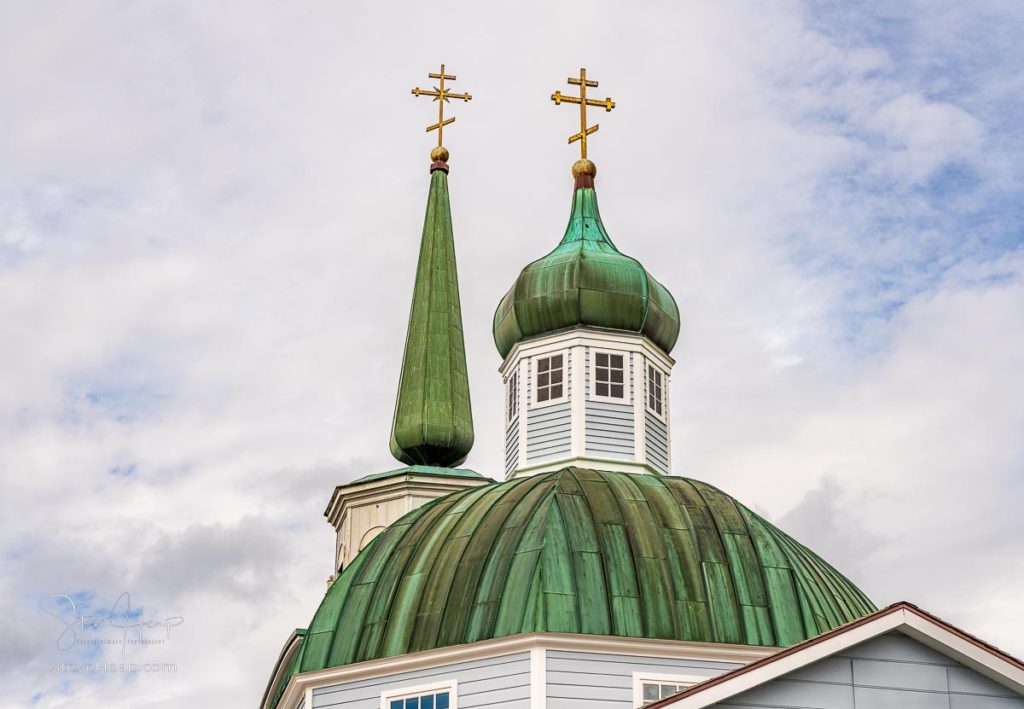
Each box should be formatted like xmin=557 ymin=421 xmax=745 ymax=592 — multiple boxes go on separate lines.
xmin=1 ymin=1 xmax=1022 ymax=707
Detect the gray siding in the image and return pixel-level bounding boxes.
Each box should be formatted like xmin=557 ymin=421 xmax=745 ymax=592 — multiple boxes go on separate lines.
xmin=505 ymin=416 xmax=519 ymax=476
xmin=312 ymin=652 xmax=530 ymax=709
xmin=585 ymin=400 xmax=635 ymax=458
xmin=583 ymin=348 xmax=635 ymax=460
xmin=547 ymin=649 xmax=742 ymax=709
xmin=525 ymin=350 xmax=572 ymax=463
xmin=644 ymin=410 xmax=669 ymax=473
xmin=714 ymin=631 xmax=1024 ymax=709
xmin=527 ymin=401 xmax=572 ymax=461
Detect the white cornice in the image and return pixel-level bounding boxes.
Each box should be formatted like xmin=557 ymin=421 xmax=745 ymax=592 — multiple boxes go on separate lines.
xmin=510 ymin=455 xmax=663 ymax=478
xmin=276 ymin=632 xmax=776 ymax=709
xmin=324 ymin=475 xmax=491 ymax=525
xmin=499 ymin=327 xmax=675 ymax=375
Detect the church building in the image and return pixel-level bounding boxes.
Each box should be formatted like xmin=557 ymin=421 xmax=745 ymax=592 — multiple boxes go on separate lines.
xmin=262 ymin=67 xmax=1024 ymax=709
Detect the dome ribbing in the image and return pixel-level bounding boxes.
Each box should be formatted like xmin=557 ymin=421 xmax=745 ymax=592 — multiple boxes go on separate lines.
xmin=290 ymin=468 xmax=875 ymax=678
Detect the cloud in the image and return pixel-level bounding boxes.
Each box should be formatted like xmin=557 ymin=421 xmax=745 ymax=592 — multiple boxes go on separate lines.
xmin=0 ymin=1 xmax=1022 ymax=707
xmin=867 ymin=92 xmax=984 ymax=182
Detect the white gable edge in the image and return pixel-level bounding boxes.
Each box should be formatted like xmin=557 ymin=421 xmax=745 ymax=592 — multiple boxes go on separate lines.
xmin=663 ymin=606 xmax=1024 ymax=709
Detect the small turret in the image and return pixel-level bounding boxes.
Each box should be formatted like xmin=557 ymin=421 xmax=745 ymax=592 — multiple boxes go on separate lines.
xmin=494 ymin=68 xmax=679 ymax=479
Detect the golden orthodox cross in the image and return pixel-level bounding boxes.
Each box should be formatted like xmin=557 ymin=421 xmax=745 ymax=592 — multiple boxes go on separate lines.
xmin=411 ymin=64 xmax=473 ymax=151
xmin=550 ymin=67 xmax=615 ymax=159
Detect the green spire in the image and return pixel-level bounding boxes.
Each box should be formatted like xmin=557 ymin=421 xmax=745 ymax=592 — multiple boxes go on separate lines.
xmin=390 ymin=166 xmax=474 ymax=467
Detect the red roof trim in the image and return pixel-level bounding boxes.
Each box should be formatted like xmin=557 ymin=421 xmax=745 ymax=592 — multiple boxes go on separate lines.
xmin=645 ymin=602 xmax=1024 ymax=709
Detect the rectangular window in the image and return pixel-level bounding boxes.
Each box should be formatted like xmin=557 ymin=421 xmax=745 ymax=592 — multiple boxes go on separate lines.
xmin=633 ymin=674 xmax=702 ymax=708
xmin=535 ymin=354 xmax=564 ymax=403
xmin=647 ymin=364 xmax=664 ymax=416
xmin=594 ymin=351 xmax=625 ymax=399
xmin=382 ymin=682 xmax=456 ymax=709
xmin=506 ymin=369 xmax=519 ymax=422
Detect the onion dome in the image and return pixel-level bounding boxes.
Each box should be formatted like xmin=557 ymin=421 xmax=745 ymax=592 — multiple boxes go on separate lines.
xmin=390 ymin=160 xmax=474 ymax=467
xmin=288 ymin=468 xmax=875 ymax=678
xmin=493 ymin=163 xmax=681 ymax=359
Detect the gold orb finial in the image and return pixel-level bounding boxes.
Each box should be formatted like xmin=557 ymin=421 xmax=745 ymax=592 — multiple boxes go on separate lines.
xmin=572 ymin=158 xmax=596 ymax=178
xmin=431 ymin=146 xmax=450 ymax=163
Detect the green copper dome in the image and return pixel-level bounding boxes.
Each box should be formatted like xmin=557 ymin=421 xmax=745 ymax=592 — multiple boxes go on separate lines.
xmin=493 ymin=179 xmax=681 ymax=359
xmin=286 ymin=468 xmax=874 ymax=686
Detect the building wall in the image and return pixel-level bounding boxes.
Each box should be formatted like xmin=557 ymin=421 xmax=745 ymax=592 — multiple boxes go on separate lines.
xmin=312 ymin=652 xmax=530 ymax=709
xmin=581 ymin=346 xmax=636 ymax=460
xmin=525 ymin=351 xmax=573 ymax=463
xmin=713 ymin=631 xmax=1024 ymax=709
xmin=501 ymin=329 xmax=675 ymax=477
xmin=506 ymin=408 xmax=520 ymax=476
xmin=527 ymin=401 xmax=573 ymax=462
xmin=546 ymin=649 xmax=742 ymax=709
xmin=644 ymin=410 xmax=669 ymax=474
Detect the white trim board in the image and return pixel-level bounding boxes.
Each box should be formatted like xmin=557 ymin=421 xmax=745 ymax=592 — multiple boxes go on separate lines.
xmin=530 ymin=647 xmax=546 ymax=709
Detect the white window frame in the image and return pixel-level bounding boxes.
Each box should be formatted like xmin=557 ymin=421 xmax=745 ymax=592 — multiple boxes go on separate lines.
xmin=381 ymin=680 xmax=458 ymax=709
xmin=645 ymin=362 xmax=667 ymax=421
xmin=590 ymin=349 xmax=629 ymax=403
xmin=505 ymin=368 xmax=519 ymax=424
xmin=632 ymin=673 xmax=704 ymax=708
xmin=532 ymin=352 xmax=568 ymax=408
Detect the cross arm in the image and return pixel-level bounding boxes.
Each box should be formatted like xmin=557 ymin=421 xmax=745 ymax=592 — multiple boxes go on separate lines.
xmin=568 ymin=124 xmax=599 ymax=143
xmin=584 ymin=97 xmax=615 ymax=112
xmin=551 ymin=91 xmax=583 ymax=105
xmin=426 ymin=117 xmax=456 ymax=132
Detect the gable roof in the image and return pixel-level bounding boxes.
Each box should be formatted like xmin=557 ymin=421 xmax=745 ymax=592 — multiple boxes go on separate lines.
xmin=649 ymin=602 xmax=1024 ymax=709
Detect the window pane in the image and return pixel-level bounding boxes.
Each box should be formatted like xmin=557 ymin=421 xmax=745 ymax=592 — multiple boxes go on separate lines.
xmin=391 ymin=701 xmax=403 ymax=709
xmin=436 ymin=693 xmax=449 ymax=709
xmin=642 ymin=684 xmax=659 ymax=701
xmin=422 ymin=696 xmax=434 ymax=709
xmin=596 ymin=368 xmax=608 ymax=382
xmin=552 ymin=355 xmax=562 ymax=368
xmin=595 ymin=382 xmax=608 ymax=396
xmin=538 ymin=372 xmax=549 ymax=388
xmin=551 ymin=385 xmax=562 ymax=399
xmin=405 ymin=698 xmax=419 ymax=709
xmin=610 ymin=354 xmax=623 ymax=368
xmin=660 ymin=684 xmax=679 ymax=698
xmin=551 ymin=369 xmax=562 ymax=384
xmin=610 ymin=384 xmax=624 ymax=398
xmin=610 ymin=369 xmax=623 ymax=383
xmin=596 ymin=352 xmax=608 ymax=366
xmin=538 ymin=388 xmax=549 ymax=402
xmin=649 ymin=394 xmax=656 ymax=409
xmin=656 ymin=401 xmax=662 ymax=415
xmin=538 ymin=358 xmax=549 ymax=372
